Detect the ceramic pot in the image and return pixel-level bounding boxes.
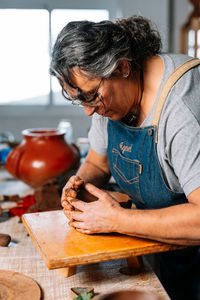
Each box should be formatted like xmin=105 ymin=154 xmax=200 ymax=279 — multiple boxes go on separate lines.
xmin=6 ymin=128 xmax=80 ymax=187
xmin=95 ymin=290 xmax=163 ymax=300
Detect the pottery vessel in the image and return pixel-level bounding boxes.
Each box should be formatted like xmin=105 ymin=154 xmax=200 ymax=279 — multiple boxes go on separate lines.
xmin=6 ymin=128 xmax=80 ymax=187
xmin=95 ymin=290 xmax=164 ymax=300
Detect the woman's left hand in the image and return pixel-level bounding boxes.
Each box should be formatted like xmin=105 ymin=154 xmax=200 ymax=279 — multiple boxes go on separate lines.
xmin=64 ymin=183 xmax=122 ymax=234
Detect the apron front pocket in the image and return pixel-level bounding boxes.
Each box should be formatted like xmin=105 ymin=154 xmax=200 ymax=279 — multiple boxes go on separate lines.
xmin=112 ymin=148 xmax=142 ymax=183
xmin=111 ymin=148 xmax=144 ymax=206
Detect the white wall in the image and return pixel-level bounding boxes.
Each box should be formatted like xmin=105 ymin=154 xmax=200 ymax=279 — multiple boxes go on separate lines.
xmin=0 ymin=105 xmax=91 ymax=142
xmin=0 ymin=0 xmax=192 ymax=142
xmin=117 ymin=0 xmax=169 ymax=52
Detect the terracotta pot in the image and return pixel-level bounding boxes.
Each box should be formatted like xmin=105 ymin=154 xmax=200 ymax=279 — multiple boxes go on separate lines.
xmin=6 ymin=128 xmax=80 ymax=187
xmin=95 ymin=290 xmax=164 ymax=300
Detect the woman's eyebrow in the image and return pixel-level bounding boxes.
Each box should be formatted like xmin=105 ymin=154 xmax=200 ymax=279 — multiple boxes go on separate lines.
xmin=83 ymin=88 xmax=96 ymax=95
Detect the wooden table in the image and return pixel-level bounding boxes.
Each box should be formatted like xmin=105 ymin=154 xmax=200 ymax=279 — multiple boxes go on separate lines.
xmin=0 ymin=168 xmax=172 ymax=299
xmin=22 ymin=210 xmax=181 ymax=278
xmin=0 ymin=215 xmax=171 ymax=300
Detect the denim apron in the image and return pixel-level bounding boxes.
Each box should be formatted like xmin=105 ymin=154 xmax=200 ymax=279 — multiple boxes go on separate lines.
xmin=107 ymin=58 xmax=200 ymax=300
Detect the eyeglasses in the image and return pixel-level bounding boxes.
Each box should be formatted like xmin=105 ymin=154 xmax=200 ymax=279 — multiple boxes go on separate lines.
xmin=62 ymin=78 xmax=103 ymax=107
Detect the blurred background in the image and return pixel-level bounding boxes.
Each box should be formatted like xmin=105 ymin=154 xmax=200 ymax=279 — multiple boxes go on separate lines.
xmin=0 ymin=0 xmax=199 ymax=143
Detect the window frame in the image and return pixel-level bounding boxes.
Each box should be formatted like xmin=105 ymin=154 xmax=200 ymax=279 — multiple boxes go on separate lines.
xmin=0 ymin=2 xmax=110 ymax=109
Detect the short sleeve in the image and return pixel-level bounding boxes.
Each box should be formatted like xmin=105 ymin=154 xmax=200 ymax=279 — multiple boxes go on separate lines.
xmin=88 ymin=114 xmax=108 ymax=155
xmin=165 ymin=100 xmax=200 ymax=196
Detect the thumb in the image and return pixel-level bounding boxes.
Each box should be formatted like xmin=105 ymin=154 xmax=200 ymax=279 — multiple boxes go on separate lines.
xmin=85 ymin=183 xmax=106 ymax=199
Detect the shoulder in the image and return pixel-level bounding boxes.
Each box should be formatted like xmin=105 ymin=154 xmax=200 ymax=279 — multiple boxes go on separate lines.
xmin=91 ymin=113 xmax=108 ymax=126
xmin=157 ymin=91 xmax=200 ymax=195
xmin=159 ymin=54 xmax=200 ymax=128
xmin=88 ymin=114 xmax=108 ymax=155
xmin=159 ymin=92 xmax=200 ymax=142
xmin=160 ymin=53 xmax=197 ymax=70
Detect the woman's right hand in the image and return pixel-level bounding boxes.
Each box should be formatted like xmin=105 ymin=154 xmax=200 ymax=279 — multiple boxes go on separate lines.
xmin=61 ymin=176 xmax=84 ymax=221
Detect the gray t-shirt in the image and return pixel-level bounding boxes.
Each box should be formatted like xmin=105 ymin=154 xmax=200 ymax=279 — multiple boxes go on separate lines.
xmin=88 ymin=54 xmax=200 ymax=197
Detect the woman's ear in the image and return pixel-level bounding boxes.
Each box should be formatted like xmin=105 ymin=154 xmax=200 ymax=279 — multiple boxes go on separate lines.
xmin=114 ymin=60 xmax=130 ymax=77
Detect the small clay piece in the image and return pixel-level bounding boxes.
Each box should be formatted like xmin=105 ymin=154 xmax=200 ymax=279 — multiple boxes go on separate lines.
xmin=76 ymin=184 xmax=132 ymax=208
xmin=0 ymin=194 xmax=21 ymax=202
xmin=76 ymin=184 xmax=98 ymax=203
xmin=0 ymin=233 xmax=11 ymax=247
xmin=28 ymin=180 xmax=62 ymax=213
xmin=0 ymin=270 xmax=41 ymax=300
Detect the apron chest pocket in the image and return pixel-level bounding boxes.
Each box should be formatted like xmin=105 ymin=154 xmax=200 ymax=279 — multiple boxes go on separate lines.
xmin=112 ymin=149 xmax=142 ymax=184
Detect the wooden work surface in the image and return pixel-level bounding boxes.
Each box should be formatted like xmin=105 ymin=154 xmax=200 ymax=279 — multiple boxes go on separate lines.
xmin=0 ymin=215 xmax=171 ymax=300
xmin=0 ymin=169 xmax=171 ymax=299
xmin=22 ymin=210 xmax=180 ymax=270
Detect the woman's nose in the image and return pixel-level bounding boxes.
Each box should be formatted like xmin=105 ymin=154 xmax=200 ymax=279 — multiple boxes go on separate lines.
xmin=83 ymin=106 xmax=96 ymax=116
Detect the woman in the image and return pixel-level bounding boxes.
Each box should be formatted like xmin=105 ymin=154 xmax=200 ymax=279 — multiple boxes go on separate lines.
xmin=50 ymin=16 xmax=200 ymax=299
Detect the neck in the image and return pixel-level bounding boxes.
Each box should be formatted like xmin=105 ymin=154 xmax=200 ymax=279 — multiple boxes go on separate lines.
xmin=122 ymin=70 xmax=144 ymax=126
xmin=139 ymin=56 xmax=164 ymax=118
xmin=126 ymin=55 xmax=164 ymax=126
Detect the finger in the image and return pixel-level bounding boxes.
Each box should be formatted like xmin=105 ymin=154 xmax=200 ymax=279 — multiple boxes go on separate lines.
xmin=63 ymin=209 xmax=74 ymax=222
xmin=65 ymin=188 xmax=77 ymax=198
xmin=70 ymin=221 xmax=84 ymax=229
xmin=61 ymin=200 xmax=74 ymax=210
xmin=61 ymin=189 xmax=77 ymax=209
xmin=70 ymin=221 xmax=91 ymax=231
xmin=65 ymin=210 xmax=84 ymax=222
xmin=69 ymin=199 xmax=87 ymax=211
xmin=85 ymin=183 xmax=107 ymax=199
xmin=74 ymin=176 xmax=84 ymax=190
xmin=62 ymin=176 xmax=83 ymax=193
xmin=66 ymin=175 xmax=79 ymax=188
xmin=71 ymin=221 xmax=94 ymax=234
xmin=61 ymin=188 xmax=76 ymax=203
xmin=75 ymin=228 xmax=93 ymax=235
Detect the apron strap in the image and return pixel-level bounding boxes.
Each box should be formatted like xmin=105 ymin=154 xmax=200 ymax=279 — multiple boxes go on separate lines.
xmin=152 ymin=58 xmax=200 ymax=143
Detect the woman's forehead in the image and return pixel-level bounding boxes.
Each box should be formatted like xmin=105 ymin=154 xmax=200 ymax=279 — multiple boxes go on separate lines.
xmin=70 ymin=68 xmax=100 ymax=91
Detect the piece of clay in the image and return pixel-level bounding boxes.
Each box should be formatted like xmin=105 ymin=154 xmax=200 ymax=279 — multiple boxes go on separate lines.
xmin=0 ymin=233 xmax=11 ymax=246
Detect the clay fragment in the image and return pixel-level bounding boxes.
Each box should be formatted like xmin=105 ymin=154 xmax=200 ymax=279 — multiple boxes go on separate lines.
xmin=0 ymin=233 xmax=11 ymax=247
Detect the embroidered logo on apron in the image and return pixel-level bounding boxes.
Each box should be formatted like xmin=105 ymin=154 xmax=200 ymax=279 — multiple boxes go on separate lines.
xmin=119 ymin=142 xmax=133 ymax=154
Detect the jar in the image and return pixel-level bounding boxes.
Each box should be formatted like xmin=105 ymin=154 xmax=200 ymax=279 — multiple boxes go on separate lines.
xmin=6 ymin=128 xmax=80 ymax=187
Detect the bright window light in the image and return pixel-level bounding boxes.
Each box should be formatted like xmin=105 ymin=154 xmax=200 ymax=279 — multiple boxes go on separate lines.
xmin=51 ymin=9 xmax=109 ymax=105
xmin=0 ymin=9 xmax=49 ymax=105
xmin=0 ymin=8 xmax=109 ymax=106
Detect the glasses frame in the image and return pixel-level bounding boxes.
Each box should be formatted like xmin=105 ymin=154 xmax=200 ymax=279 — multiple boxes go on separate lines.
xmin=61 ymin=78 xmax=104 ymax=107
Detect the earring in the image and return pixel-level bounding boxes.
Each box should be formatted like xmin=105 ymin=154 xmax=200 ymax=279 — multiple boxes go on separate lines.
xmin=123 ymin=73 xmax=128 ymax=78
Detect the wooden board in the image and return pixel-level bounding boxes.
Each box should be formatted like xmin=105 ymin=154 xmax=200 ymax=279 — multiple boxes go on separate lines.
xmin=22 ymin=210 xmax=181 ymax=270
xmin=0 ymin=270 xmax=41 ymax=300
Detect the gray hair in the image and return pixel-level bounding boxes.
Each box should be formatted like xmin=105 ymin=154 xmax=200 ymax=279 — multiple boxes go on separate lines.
xmin=50 ymin=16 xmax=162 ymax=88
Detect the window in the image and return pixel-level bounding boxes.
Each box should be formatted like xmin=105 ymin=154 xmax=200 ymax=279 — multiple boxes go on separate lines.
xmin=180 ymin=1 xmax=200 ymax=59
xmin=0 ymin=9 xmax=50 ymax=105
xmin=0 ymin=8 xmax=109 ymax=106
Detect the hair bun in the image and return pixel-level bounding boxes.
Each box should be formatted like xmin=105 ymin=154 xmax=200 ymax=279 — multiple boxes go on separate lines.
xmin=116 ymin=16 xmax=161 ymax=61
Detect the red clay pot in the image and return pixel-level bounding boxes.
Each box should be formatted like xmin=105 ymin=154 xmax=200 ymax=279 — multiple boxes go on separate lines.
xmin=6 ymin=128 xmax=80 ymax=187
xmin=96 ymin=290 xmax=164 ymax=300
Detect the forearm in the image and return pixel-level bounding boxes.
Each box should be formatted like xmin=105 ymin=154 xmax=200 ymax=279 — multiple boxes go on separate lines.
xmin=117 ymin=202 xmax=200 ymax=245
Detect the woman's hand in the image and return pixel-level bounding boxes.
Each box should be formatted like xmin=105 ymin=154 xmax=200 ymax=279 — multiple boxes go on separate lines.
xmin=61 ymin=176 xmax=84 ymax=221
xmin=64 ymin=183 xmax=122 ymax=234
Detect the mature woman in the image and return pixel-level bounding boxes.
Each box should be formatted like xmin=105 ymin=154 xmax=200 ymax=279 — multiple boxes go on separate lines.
xmin=50 ymin=16 xmax=200 ymax=300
